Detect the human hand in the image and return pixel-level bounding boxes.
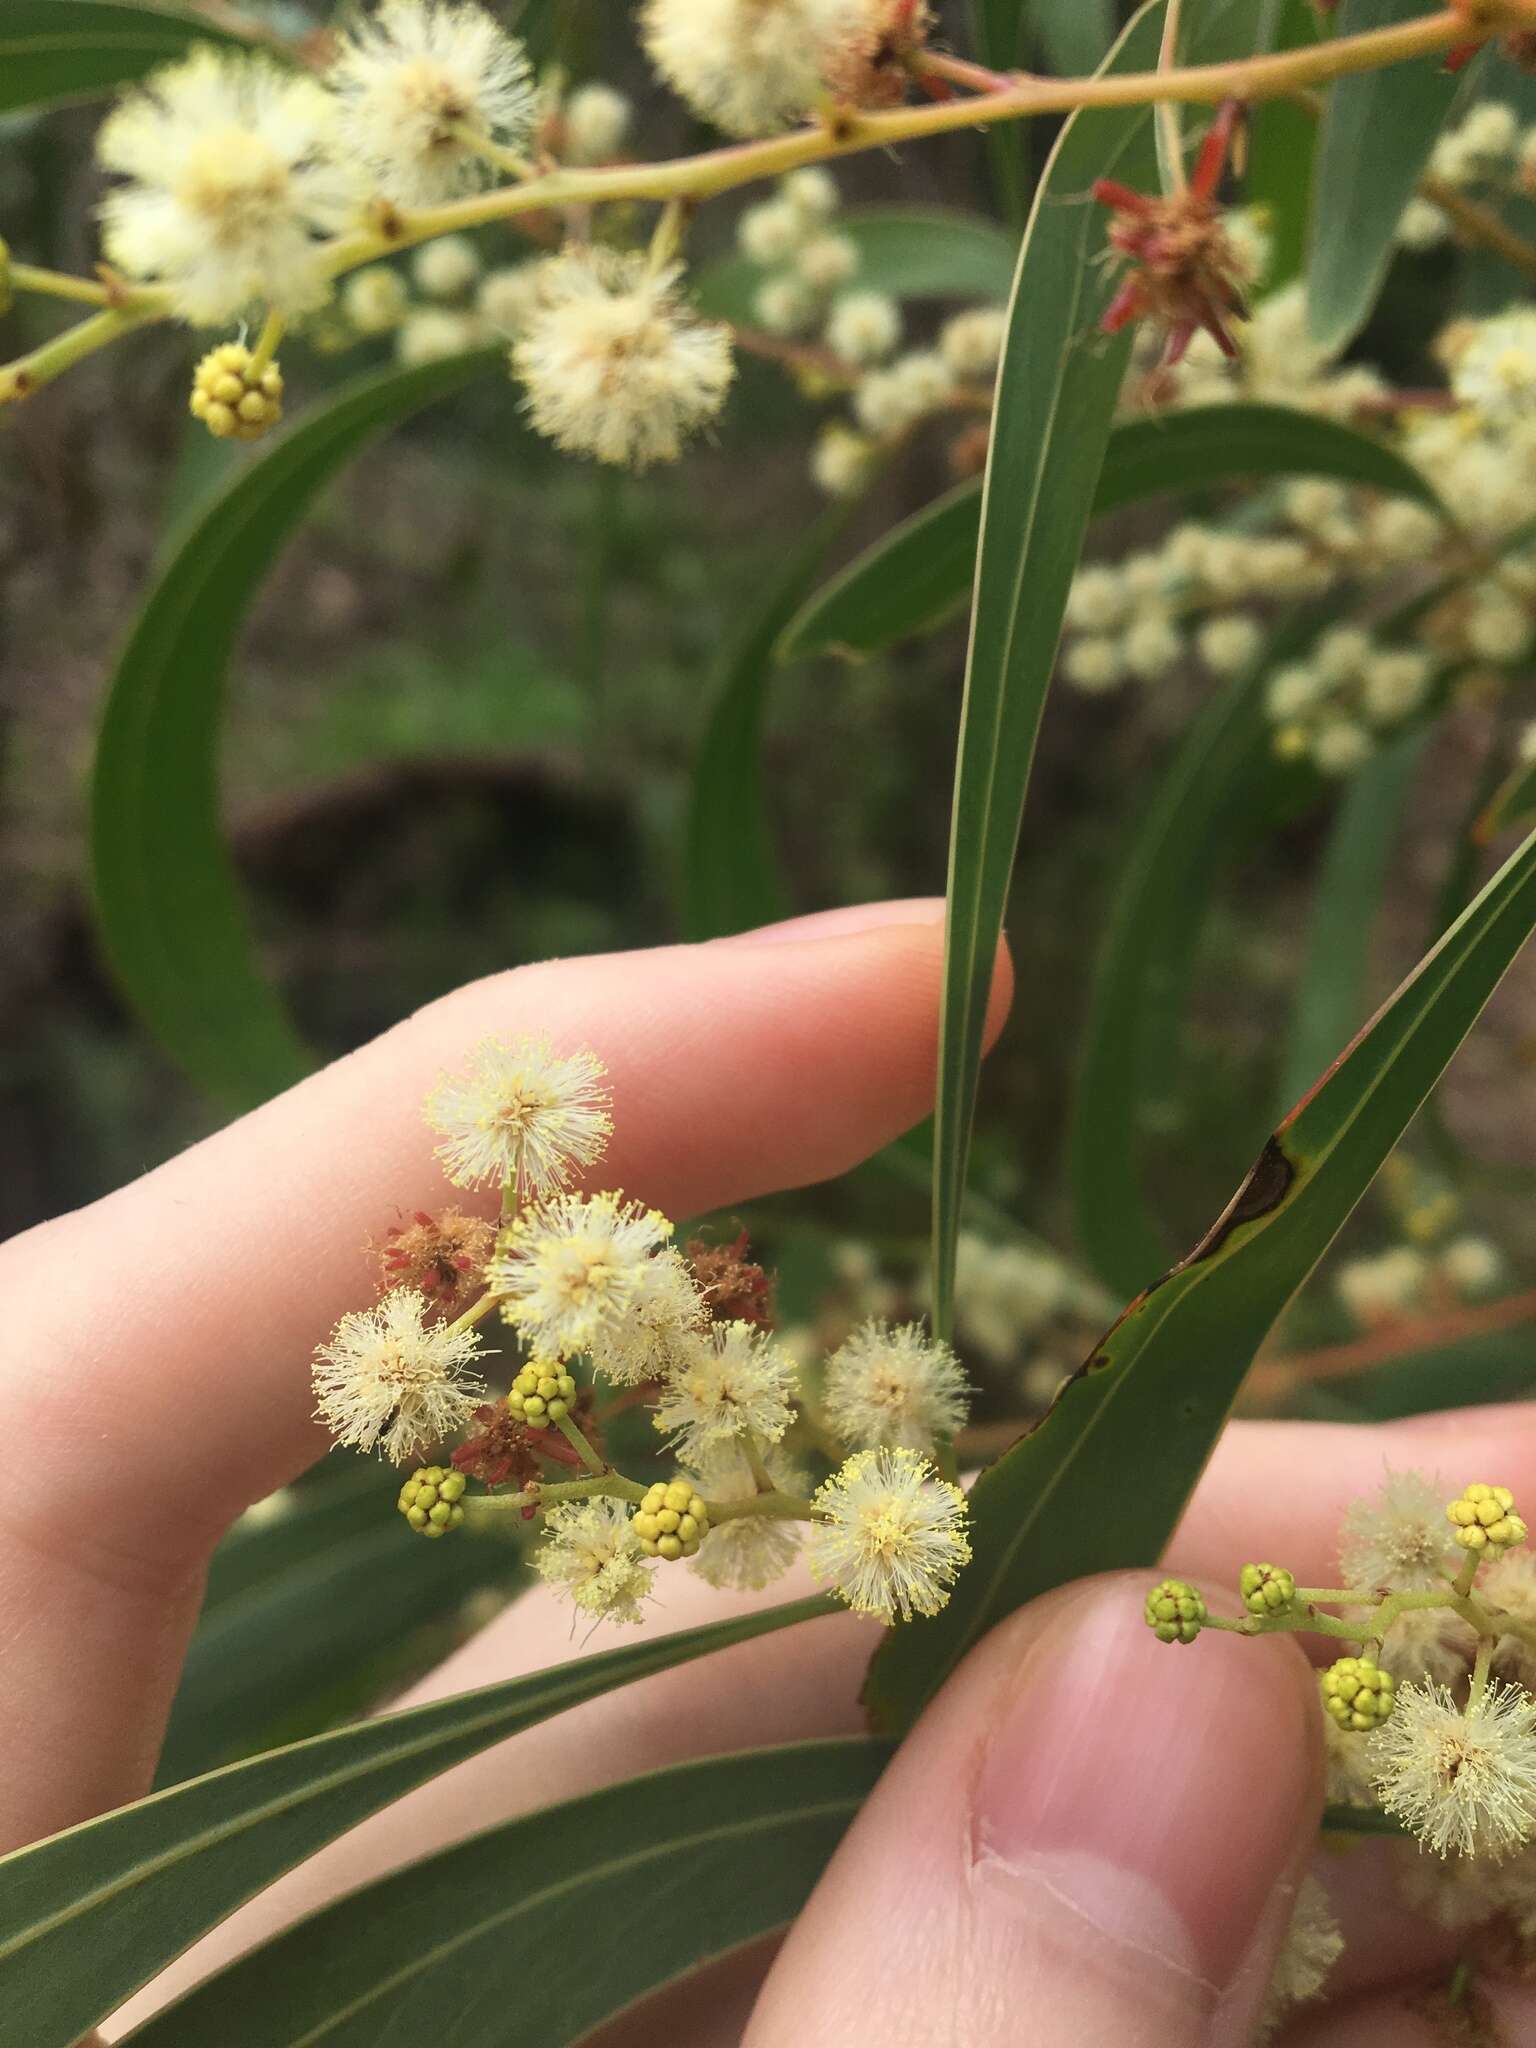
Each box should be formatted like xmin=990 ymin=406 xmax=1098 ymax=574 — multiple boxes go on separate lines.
xmin=4 ymin=899 xmax=1521 ymax=2046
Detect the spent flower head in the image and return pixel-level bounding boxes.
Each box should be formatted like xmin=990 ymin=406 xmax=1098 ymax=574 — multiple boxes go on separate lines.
xmin=313 ymin=1285 xmax=486 ymax=1463
xmin=513 ymin=248 xmax=735 ymax=469
xmin=424 ymin=1035 xmax=611 ymax=1198
xmin=808 ymin=1446 xmax=971 ymax=1624
xmin=1338 ymin=1468 xmax=1462 ymax=1592
xmin=1371 ymin=1679 xmax=1536 ymax=1859
xmin=1256 ymin=1876 xmax=1344 ymax=2042
xmin=490 ymin=1190 xmax=674 ymax=1363
xmin=822 ymin=1317 xmax=970 ymax=1454
xmin=532 ymin=1497 xmax=654 ymax=1626
xmin=328 ymin=0 xmax=536 ymax=205
xmin=685 ymin=1442 xmax=808 ymax=1591
xmin=651 ymin=1318 xmax=798 ymax=1459
xmin=96 ymin=49 xmax=358 ymax=324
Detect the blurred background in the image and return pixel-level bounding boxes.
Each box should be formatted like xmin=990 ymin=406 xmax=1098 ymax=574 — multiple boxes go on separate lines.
xmin=6 ymin=0 xmax=1536 ymax=1772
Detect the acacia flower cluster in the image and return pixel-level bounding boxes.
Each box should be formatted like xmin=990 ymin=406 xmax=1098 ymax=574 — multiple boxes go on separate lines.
xmin=311 ymin=1031 xmax=976 ymax=1629
xmin=1143 ymin=1469 xmax=1536 ymax=2022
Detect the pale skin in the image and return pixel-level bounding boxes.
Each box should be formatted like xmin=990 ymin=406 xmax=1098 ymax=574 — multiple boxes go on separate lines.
xmin=1 ymin=897 xmax=1531 ymax=2044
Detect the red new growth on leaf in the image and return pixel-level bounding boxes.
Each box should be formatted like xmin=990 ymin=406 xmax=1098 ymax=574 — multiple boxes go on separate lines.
xmin=1092 ymin=99 xmax=1250 ymax=366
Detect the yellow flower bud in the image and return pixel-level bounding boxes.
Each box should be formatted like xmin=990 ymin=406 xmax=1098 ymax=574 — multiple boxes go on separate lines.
xmin=1144 ymin=1577 xmax=1206 ymax=1645
xmin=1240 ymin=1562 xmax=1297 ymax=1616
xmin=635 ymin=1478 xmax=710 ymax=1559
xmin=1321 ymin=1654 xmax=1395 ymax=1732
xmin=1447 ymin=1483 xmax=1527 ymax=1555
xmin=189 ymin=341 xmax=283 ymax=442
xmin=507 ymin=1358 xmax=577 ymax=1426
xmin=396 ymin=1464 xmax=466 ymax=1537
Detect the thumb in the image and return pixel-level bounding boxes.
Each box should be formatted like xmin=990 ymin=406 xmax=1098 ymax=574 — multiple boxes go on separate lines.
xmin=743 ymin=1573 xmax=1324 ymax=2048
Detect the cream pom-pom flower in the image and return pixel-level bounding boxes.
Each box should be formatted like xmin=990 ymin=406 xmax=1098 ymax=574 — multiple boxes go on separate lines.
xmin=423 ymin=1035 xmax=611 ymax=1198
xmin=328 ymin=0 xmax=536 ymax=205
xmin=640 ymin=0 xmax=885 ymax=138
xmin=532 ymin=1498 xmax=655 ymax=1625
xmin=808 ymin=1446 xmax=971 ymax=1624
xmin=96 ymin=49 xmax=359 ymax=325
xmin=512 ymin=248 xmax=735 ymax=470
xmin=312 ymin=1286 xmax=487 ymax=1464
xmin=1370 ymin=1679 xmax=1536 ymax=1859
xmin=585 ymin=1247 xmax=707 ymax=1386
xmin=651 ymin=1319 xmax=798 ymax=1460
xmin=489 ymin=1190 xmax=675 ymax=1361
xmin=1338 ymin=1468 xmax=1461 ymax=1593
xmin=823 ymin=1318 xmax=970 ymax=1454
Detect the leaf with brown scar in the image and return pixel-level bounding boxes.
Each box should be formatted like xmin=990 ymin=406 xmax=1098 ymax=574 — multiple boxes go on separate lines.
xmin=866 ymin=815 xmax=1536 ymax=1736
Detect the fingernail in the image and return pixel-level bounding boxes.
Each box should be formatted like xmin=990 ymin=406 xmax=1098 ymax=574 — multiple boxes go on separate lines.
xmin=713 ymin=899 xmax=945 ymax=948
xmin=974 ymin=1578 xmax=1319 ymax=2024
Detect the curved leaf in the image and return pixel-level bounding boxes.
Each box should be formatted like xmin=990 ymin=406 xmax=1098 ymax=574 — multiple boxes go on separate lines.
xmin=1067 ymin=619 xmax=1323 ymax=1298
xmin=0 ymin=1592 xmax=836 ymax=2048
xmin=779 ymin=405 xmax=1442 ymax=665
xmin=867 ymin=817 xmax=1536 ymax=1733
xmin=1277 ymin=727 xmax=1427 ymax=1110
xmin=0 ymin=0 xmax=247 ymax=113
xmin=679 ymin=505 xmax=846 ymax=940
xmin=928 ymin=0 xmax=1263 ymax=1339
xmin=124 ymin=1739 xmax=888 ymax=2046
xmin=1475 ymin=751 xmax=1536 ymax=845
xmin=1246 ymin=0 xmax=1322 ymax=292
xmin=694 ymin=206 xmax=1017 ymax=323
xmin=89 ymin=349 xmax=499 ymax=1108
xmin=1306 ymin=0 xmax=1466 ymax=350
xmin=157 ymin=1514 xmax=526 ymax=1787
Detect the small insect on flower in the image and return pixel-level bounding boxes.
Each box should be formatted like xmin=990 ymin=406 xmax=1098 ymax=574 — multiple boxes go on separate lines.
xmin=512 ymin=248 xmax=735 ymax=470
xmin=313 ymin=1285 xmax=487 ymax=1463
xmin=1371 ymin=1679 xmax=1536 ymax=1859
xmin=328 ymin=0 xmax=536 ymax=205
xmin=532 ymin=1498 xmax=655 ymax=1626
xmin=96 ymin=49 xmax=359 ymax=325
xmin=424 ymin=1035 xmax=611 ymax=1198
xmin=652 ymin=1319 xmax=798 ymax=1459
xmin=823 ymin=1318 xmax=970 ymax=1454
xmin=808 ymin=1446 xmax=971 ymax=1624
xmin=489 ymin=1189 xmax=675 ymax=1363
xmin=1093 ymin=100 xmax=1251 ymax=366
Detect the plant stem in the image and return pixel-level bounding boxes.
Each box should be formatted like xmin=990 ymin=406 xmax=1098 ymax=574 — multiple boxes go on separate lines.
xmin=1419 ymin=172 xmax=1536 ymax=284
xmin=0 ymin=306 xmax=151 ymax=403
xmin=247 ymin=307 xmax=285 ymax=377
xmin=1470 ymin=1633 xmax=1493 ymax=1707
xmin=743 ymin=1433 xmax=776 ymax=1495
xmin=705 ymin=1490 xmax=819 ymax=1525
xmin=9 ymin=263 xmax=116 ymax=307
xmin=555 ymin=1411 xmax=608 ymax=1476
xmin=312 ymin=8 xmax=1477 ymax=280
xmin=463 ymin=1472 xmax=649 ymax=1514
xmin=445 ymin=1289 xmax=503 ymax=1337
xmin=1156 ymin=0 xmax=1189 ymax=197
xmin=10 ymin=5 xmax=1498 ymax=377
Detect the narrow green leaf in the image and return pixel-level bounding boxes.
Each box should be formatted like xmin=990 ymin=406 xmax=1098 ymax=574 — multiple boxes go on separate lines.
xmin=124 ymin=1739 xmax=889 ymax=2046
xmin=929 ymin=0 xmax=1265 ymax=1339
xmin=1475 ymin=751 xmax=1536 ymax=845
xmin=1246 ymin=0 xmax=1322 ymax=292
xmin=0 ymin=0 xmax=246 ymax=113
xmin=1277 ymin=728 xmax=1427 ymax=1110
xmin=1028 ymin=0 xmax=1115 ymax=77
xmin=1321 ymin=1803 xmax=1407 ymax=1836
xmin=1306 ymin=0 xmax=1465 ymax=350
xmin=89 ymin=350 xmax=499 ymax=1109
xmin=779 ymin=405 xmax=1440 ymax=664
xmin=1068 ymin=623 xmax=1320 ymax=1298
xmin=868 ymin=819 xmax=1536 ymax=1733
xmin=0 ymin=1593 xmax=836 ymax=2048
xmin=156 ymin=1517 xmax=526 ymax=1787
xmin=679 ymin=507 xmax=845 ymax=941
xmin=695 ymin=206 xmax=1017 ymax=323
